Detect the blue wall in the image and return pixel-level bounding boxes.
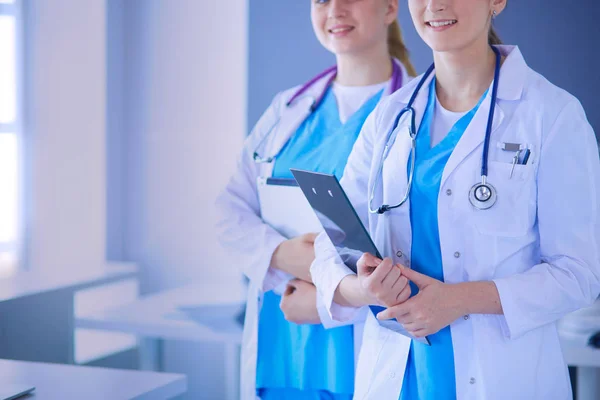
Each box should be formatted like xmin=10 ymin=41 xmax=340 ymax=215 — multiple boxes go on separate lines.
xmin=248 ymin=1 xmax=333 ymax=129
xmin=248 ymin=0 xmax=600 ymax=138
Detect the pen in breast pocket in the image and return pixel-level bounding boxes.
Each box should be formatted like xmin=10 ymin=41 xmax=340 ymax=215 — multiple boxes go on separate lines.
xmin=521 ymin=149 xmax=531 ymax=165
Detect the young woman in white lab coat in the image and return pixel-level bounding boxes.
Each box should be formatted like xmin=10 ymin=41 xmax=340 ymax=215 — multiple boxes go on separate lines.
xmin=311 ymin=0 xmax=600 ymax=399
xmin=216 ymin=1 xmax=416 ymax=399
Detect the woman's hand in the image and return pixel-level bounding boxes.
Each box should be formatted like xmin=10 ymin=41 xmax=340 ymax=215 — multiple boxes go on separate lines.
xmin=279 ymin=279 xmax=321 ymax=325
xmin=357 ymin=253 xmax=411 ymax=307
xmin=376 ymin=268 xmax=465 ymax=337
xmin=270 ymin=233 xmax=319 ymax=282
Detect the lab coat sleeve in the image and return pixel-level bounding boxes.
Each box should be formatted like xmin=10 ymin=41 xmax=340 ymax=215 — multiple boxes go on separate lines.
xmin=311 ymin=110 xmax=379 ymax=324
xmin=215 ymin=92 xmax=290 ymax=292
xmin=493 ymin=99 xmax=600 ymax=340
xmin=315 ymin=278 xmax=368 ymax=328
xmin=312 ymin=232 xmax=369 ymax=327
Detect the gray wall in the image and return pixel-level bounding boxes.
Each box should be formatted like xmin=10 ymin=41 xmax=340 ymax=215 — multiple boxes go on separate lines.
xmin=109 ymin=0 xmax=247 ymax=294
xmin=248 ymin=0 xmax=600 ymax=137
xmin=26 ymin=0 xmax=107 ymax=270
xmin=105 ymin=1 xmax=248 ymax=398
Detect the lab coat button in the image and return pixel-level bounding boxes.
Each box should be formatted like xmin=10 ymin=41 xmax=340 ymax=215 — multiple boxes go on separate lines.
xmin=454 ymin=251 xmax=461 ymax=258
xmin=396 ymin=250 xmax=403 ymax=258
xmin=464 ymin=315 xmax=470 ymax=320
xmin=446 ymin=189 xmax=452 ymax=196
xmin=389 ymin=371 xmax=396 ymax=379
xmin=470 ymin=377 xmax=476 ymax=384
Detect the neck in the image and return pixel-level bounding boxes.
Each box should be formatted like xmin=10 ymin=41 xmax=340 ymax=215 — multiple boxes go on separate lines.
xmin=335 ymin=45 xmax=392 ymax=87
xmin=434 ymin=40 xmax=497 ymax=112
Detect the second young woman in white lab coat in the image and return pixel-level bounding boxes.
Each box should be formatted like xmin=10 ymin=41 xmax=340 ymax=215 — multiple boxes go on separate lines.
xmin=216 ymin=1 xmax=415 ymax=399
xmin=311 ymin=0 xmax=600 ymax=399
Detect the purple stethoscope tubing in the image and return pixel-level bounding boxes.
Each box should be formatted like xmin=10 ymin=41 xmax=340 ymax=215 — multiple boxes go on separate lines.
xmin=253 ymin=60 xmax=403 ymax=164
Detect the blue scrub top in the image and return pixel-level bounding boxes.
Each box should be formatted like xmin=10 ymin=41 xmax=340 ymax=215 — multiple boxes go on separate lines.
xmin=256 ymin=87 xmax=383 ymax=400
xmin=399 ymin=79 xmax=488 ymax=400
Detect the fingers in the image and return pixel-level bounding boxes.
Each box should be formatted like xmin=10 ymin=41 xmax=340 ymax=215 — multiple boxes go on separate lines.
xmin=401 ymin=266 xmax=435 ymax=289
xmin=283 ymin=283 xmax=296 ymax=297
xmin=358 ymin=253 xmax=382 ymax=268
xmin=402 ymin=320 xmax=424 ymax=332
xmin=280 ymin=283 xmax=297 ymax=319
xmin=394 ymin=312 xmax=414 ymax=325
xmin=408 ymin=328 xmax=428 ymax=338
xmin=376 ymin=309 xmax=389 ymax=320
xmin=363 ymin=259 xmax=393 ymax=301
xmin=380 ymin=264 xmax=401 ymax=287
xmin=293 ymin=279 xmax=316 ymax=292
xmin=392 ymin=274 xmax=408 ymax=291
xmin=288 ymin=278 xmax=301 ymax=285
xmin=303 ymin=232 xmax=319 ymax=243
xmin=357 ymin=253 xmax=383 ymax=276
xmin=376 ymin=301 xmax=411 ymax=321
xmin=368 ymin=258 xmax=393 ymax=282
xmin=376 ymin=304 xmax=429 ymax=338
xmin=395 ymin=280 xmax=412 ymax=304
xmin=279 ymin=293 xmax=289 ymax=311
xmin=357 ymin=258 xmax=413 ymax=307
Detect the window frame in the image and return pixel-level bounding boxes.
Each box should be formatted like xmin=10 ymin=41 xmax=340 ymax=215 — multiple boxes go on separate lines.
xmin=0 ymin=0 xmax=25 ymax=271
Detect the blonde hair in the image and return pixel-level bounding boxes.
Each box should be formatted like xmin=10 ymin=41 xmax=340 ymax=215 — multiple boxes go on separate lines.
xmin=489 ymin=26 xmax=502 ymax=45
xmin=387 ymin=20 xmax=417 ymax=77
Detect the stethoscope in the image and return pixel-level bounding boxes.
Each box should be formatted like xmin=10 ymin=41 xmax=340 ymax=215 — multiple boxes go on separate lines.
xmin=252 ymin=61 xmax=404 ymax=164
xmin=369 ymin=46 xmax=502 ymax=214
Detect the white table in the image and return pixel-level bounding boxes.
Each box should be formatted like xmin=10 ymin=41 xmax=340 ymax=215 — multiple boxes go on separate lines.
xmin=0 ymin=263 xmax=137 ymax=302
xmin=76 ymin=282 xmax=244 ymax=400
xmin=0 ymin=263 xmax=137 ymax=363
xmin=0 ymin=358 xmax=186 ymax=399
xmin=76 ymin=283 xmax=243 ymax=344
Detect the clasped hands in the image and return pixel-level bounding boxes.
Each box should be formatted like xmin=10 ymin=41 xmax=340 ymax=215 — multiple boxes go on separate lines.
xmin=358 ymin=253 xmax=465 ymax=338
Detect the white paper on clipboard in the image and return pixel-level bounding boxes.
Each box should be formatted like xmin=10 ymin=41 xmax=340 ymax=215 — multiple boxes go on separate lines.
xmin=257 ymin=176 xmax=322 ymax=294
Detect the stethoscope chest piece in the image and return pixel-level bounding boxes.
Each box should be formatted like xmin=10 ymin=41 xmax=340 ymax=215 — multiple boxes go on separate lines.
xmin=469 ymin=177 xmax=497 ymax=210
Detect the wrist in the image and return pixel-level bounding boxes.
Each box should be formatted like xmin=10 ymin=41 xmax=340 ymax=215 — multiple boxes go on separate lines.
xmin=452 ymin=281 xmax=503 ymax=316
xmin=336 ymin=274 xmax=368 ymax=308
xmin=450 ymin=282 xmax=471 ymax=317
xmin=354 ymin=277 xmax=373 ymax=307
xmin=270 ymin=240 xmax=289 ymax=271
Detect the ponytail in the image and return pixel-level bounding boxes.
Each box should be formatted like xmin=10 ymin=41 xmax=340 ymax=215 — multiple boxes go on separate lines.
xmin=387 ymin=20 xmax=417 ymax=77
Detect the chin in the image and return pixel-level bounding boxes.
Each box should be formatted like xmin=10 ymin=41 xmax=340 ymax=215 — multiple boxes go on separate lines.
xmin=329 ymin=44 xmax=360 ymax=56
xmin=330 ymin=42 xmax=373 ymax=58
xmin=425 ymin=38 xmax=466 ymax=54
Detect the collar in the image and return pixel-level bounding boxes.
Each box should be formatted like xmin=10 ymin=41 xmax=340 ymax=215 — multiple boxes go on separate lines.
xmin=397 ymin=45 xmax=527 ymax=104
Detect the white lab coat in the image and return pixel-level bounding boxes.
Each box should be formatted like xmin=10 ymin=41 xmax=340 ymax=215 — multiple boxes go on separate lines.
xmin=215 ymin=60 xmax=411 ymax=400
xmin=311 ymin=45 xmax=600 ymax=400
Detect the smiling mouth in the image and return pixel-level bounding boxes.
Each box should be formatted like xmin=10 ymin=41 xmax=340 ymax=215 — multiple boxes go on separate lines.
xmin=426 ymin=20 xmax=457 ymax=28
xmin=329 ymin=26 xmax=354 ymax=34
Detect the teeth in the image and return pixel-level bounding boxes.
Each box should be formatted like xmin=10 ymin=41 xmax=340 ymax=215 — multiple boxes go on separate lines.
xmin=429 ymin=20 xmax=456 ymax=27
xmin=330 ymin=27 xmax=352 ymax=33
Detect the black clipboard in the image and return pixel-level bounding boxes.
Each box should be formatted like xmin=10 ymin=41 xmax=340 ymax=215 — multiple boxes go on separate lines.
xmin=290 ymin=168 xmax=431 ymax=345
xmin=290 ymin=170 xmax=380 ymax=274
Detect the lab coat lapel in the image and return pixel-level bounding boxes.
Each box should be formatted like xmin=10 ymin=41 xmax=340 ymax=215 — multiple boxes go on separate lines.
xmin=388 ymin=78 xmax=431 ymax=192
xmin=368 ymin=78 xmax=430 ymax=228
xmin=267 ymin=69 xmax=337 ymax=168
xmin=266 ymin=96 xmax=313 ymax=163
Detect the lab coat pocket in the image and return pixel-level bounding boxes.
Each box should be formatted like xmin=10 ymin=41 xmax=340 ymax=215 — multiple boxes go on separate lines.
xmin=472 ymin=160 xmax=535 ymax=237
